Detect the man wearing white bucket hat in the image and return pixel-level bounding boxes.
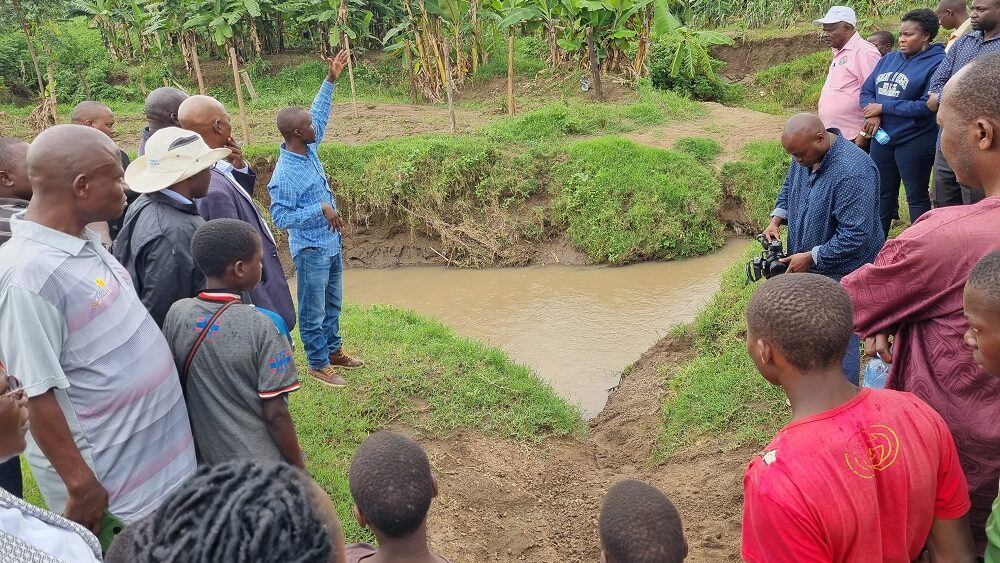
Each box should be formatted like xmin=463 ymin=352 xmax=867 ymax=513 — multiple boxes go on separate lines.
xmin=816 ymin=6 xmax=883 ymax=145
xmin=113 ymin=127 xmax=231 ymax=327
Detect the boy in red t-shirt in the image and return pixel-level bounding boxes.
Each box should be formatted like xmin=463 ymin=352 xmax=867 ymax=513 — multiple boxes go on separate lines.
xmin=742 ymin=273 xmax=974 ymax=562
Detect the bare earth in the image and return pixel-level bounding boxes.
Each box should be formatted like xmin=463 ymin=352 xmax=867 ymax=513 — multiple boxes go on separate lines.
xmin=413 ymin=336 xmax=750 ymax=562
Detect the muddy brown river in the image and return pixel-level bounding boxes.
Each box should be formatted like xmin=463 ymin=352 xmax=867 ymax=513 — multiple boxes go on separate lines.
xmin=337 ymin=240 xmax=748 ymax=418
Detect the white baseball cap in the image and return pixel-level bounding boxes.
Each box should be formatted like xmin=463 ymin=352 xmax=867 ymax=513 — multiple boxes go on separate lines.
xmin=125 ymin=127 xmax=231 ymax=194
xmin=815 ymin=6 xmax=857 ymax=26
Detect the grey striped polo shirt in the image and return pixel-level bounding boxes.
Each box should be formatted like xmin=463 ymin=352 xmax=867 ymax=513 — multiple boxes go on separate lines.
xmin=0 ymin=214 xmax=195 ymax=522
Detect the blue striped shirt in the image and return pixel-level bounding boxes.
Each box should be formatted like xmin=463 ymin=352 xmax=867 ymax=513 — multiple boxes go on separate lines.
xmin=772 ymin=131 xmax=884 ymax=280
xmin=928 ymin=31 xmax=1000 ymax=94
xmin=268 ymin=80 xmax=341 ymax=258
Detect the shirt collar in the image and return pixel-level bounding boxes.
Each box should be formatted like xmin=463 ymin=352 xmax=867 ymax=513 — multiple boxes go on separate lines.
xmin=278 ymin=143 xmax=310 ymax=161
xmin=835 ymin=32 xmax=864 ymax=54
xmin=159 ymin=188 xmax=193 ymax=205
xmin=197 ymin=289 xmax=243 ymax=302
xmin=9 ymin=213 xmax=101 ymax=256
xmin=0 ymin=198 xmax=29 ymax=208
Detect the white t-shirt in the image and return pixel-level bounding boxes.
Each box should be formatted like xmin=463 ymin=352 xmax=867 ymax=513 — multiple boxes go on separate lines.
xmin=0 ymin=488 xmax=101 ymax=562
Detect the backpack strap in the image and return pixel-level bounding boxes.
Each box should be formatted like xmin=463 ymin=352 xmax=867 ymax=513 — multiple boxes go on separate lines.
xmin=181 ymin=300 xmax=239 ymax=392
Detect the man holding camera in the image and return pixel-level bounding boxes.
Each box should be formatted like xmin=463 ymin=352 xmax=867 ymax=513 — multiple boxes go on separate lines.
xmin=763 ymin=113 xmax=884 ymax=384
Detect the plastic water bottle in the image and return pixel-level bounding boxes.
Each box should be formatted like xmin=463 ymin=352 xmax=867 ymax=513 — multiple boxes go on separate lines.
xmin=874 ymin=128 xmax=892 ymax=145
xmin=864 ymin=357 xmax=889 ymax=389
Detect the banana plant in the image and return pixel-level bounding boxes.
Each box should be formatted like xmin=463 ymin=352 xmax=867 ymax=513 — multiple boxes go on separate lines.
xmin=494 ymin=0 xmax=541 ymax=114
xmin=650 ymin=0 xmax=731 ymax=80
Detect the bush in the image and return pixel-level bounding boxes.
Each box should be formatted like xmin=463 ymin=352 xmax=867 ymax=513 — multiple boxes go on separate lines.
xmin=648 ymin=36 xmax=736 ymax=102
xmin=551 ymin=136 xmax=724 ymax=264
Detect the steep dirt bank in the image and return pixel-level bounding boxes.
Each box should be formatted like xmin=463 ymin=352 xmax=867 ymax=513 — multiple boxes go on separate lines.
xmin=414 ymin=334 xmax=748 ymax=562
xmin=712 ymin=33 xmax=825 ymax=81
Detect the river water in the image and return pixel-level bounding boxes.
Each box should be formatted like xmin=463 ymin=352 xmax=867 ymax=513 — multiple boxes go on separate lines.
xmin=336 ymin=240 xmax=749 ymax=418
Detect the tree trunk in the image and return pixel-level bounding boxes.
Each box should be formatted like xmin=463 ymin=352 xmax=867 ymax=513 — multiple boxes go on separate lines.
xmin=443 ymin=36 xmax=456 ymax=132
xmin=320 ymin=23 xmax=332 ymax=57
xmin=248 ymin=17 xmax=263 ymax=57
xmin=404 ymin=38 xmax=419 ymax=102
xmin=469 ymin=0 xmax=483 ymax=72
xmin=11 ymin=0 xmax=44 ymax=99
xmin=342 ymin=34 xmax=359 ymax=118
xmin=547 ymin=25 xmax=559 ymax=67
xmin=278 ymin=13 xmax=286 ymax=52
xmin=179 ymin=32 xmax=192 ymax=73
xmin=46 ymin=64 xmax=58 ymax=124
xmin=632 ymin=6 xmax=651 ymax=78
xmin=227 ymin=43 xmax=250 ymax=144
xmin=78 ymin=69 xmax=92 ymax=99
xmin=507 ymin=28 xmax=515 ymax=116
xmin=586 ymin=27 xmax=603 ymax=101
xmin=190 ymin=33 xmax=206 ymax=94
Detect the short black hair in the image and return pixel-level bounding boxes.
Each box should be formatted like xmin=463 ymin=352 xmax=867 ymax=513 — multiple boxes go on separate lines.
xmin=191 ymin=218 xmax=261 ymax=277
xmin=902 ymin=9 xmax=941 ymax=41
xmin=0 ymin=137 xmax=25 ymax=170
xmin=947 ymin=52 xmax=1000 ymax=124
xmin=968 ymin=250 xmax=1000 ymax=302
xmin=746 ymin=273 xmax=854 ymax=372
xmin=70 ymin=100 xmax=112 ymax=123
xmin=276 ymin=106 xmax=309 ymax=138
xmin=106 ymin=461 xmax=335 ymax=563
xmin=599 ymin=480 xmax=686 ymax=563
xmin=868 ymin=31 xmax=896 ymax=47
xmin=348 ymin=431 xmax=434 ymax=538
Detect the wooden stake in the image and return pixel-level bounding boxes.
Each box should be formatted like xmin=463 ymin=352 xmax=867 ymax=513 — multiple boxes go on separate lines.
xmin=227 ymin=44 xmax=250 ymax=144
xmin=46 ymin=64 xmax=57 ymax=124
xmin=442 ymin=36 xmax=456 ymax=133
xmin=240 ymin=70 xmax=259 ymax=101
xmin=507 ymin=28 xmax=515 ymax=116
xmin=342 ymin=35 xmax=359 ymax=118
xmin=191 ymin=33 xmax=206 ymax=94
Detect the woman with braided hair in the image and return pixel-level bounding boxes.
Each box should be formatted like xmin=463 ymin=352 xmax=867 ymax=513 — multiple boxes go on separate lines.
xmin=105 ymin=461 xmax=345 ymax=563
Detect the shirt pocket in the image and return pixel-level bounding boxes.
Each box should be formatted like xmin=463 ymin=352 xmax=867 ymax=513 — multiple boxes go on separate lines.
xmin=827 ymin=58 xmax=858 ymax=92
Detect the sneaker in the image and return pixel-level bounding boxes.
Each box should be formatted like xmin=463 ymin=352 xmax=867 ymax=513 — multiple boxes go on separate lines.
xmin=308 ymin=365 xmax=347 ymax=388
xmin=329 ymin=349 xmax=365 ymax=369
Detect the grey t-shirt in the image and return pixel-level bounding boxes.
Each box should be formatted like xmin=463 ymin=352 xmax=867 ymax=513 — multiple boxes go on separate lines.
xmin=163 ymin=294 xmax=299 ymax=465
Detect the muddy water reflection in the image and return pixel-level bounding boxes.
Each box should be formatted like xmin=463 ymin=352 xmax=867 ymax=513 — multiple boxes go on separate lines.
xmin=342 ymin=241 xmax=748 ymax=418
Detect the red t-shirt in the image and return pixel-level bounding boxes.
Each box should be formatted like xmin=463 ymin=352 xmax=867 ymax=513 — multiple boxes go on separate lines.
xmin=742 ymin=388 xmax=970 ymax=562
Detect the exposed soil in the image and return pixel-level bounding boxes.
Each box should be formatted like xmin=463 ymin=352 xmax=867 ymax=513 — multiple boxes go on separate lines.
xmin=406 ymin=335 xmax=748 ymax=562
xmin=625 ymin=102 xmax=786 ymax=162
xmin=712 ymin=33 xmax=826 ymax=81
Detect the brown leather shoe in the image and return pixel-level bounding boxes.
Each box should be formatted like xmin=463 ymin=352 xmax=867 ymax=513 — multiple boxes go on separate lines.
xmin=329 ymin=349 xmax=365 ymax=369
xmin=308 ymin=365 xmax=347 ymax=388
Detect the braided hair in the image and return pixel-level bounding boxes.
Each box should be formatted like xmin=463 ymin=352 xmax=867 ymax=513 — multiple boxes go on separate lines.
xmin=111 ymin=461 xmax=336 ymax=563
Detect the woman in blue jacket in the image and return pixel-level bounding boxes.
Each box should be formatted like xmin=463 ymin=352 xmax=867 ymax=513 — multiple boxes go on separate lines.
xmin=860 ymin=8 xmax=945 ymax=237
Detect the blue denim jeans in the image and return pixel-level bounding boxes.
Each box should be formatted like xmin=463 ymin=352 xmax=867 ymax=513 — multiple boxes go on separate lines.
xmin=842 ymin=333 xmax=861 ymax=386
xmin=293 ymin=249 xmax=343 ymax=370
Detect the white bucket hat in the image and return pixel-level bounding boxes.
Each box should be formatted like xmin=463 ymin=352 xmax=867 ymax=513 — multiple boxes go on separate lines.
xmin=125 ymin=127 xmax=231 ymax=194
xmin=815 ymin=6 xmax=857 ymax=26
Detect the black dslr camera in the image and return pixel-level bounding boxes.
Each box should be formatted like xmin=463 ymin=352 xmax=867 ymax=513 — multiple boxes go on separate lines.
xmin=746 ymin=234 xmax=788 ymax=284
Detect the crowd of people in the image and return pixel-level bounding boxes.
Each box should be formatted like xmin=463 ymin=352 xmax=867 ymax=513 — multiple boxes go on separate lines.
xmin=0 ymin=1 xmax=999 ymax=562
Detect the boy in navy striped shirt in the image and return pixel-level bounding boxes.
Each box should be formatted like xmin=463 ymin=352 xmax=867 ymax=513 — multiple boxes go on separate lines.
xmin=268 ymin=50 xmax=364 ymax=389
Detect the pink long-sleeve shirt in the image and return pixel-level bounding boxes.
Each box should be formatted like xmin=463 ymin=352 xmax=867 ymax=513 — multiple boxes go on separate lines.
xmin=818 ymin=32 xmax=882 ymax=141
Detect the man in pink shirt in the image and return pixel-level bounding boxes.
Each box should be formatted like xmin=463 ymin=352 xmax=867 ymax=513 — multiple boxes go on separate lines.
xmin=816 ymin=6 xmax=883 ymax=144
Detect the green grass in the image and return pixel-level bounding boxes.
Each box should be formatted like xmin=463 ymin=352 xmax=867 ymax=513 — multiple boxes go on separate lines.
xmin=743 ymin=51 xmax=829 ymax=115
xmin=720 ymin=141 xmax=790 ymax=232
xmin=551 ymin=136 xmax=724 ymax=264
xmin=481 ymin=84 xmax=702 ymax=143
xmin=19 ymin=302 xmax=581 ymax=542
xmin=656 ymin=245 xmax=787 ymax=456
xmin=673 ymin=137 xmax=723 ymax=165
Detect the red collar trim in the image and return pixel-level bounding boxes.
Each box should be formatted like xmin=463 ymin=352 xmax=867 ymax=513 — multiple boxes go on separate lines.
xmin=197 ymin=291 xmax=242 ymax=303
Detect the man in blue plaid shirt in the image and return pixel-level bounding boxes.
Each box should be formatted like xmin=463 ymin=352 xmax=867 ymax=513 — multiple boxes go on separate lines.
xmin=268 ymin=50 xmax=364 ymax=388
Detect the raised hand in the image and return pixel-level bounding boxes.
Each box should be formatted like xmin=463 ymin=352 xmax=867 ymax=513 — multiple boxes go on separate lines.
xmin=326 ymin=50 xmax=351 ymax=83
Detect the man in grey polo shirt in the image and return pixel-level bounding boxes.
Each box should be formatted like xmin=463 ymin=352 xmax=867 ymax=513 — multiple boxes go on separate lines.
xmin=0 ymin=125 xmax=196 ymax=533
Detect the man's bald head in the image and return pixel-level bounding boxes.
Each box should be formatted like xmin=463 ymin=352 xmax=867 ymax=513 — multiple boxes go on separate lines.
xmin=144 ymin=87 xmax=189 ymax=132
xmin=178 ymin=95 xmax=232 ymax=149
xmin=71 ymin=101 xmax=116 ymax=139
xmin=27 ymin=125 xmax=126 ymax=225
xmin=939 ymin=53 xmax=1000 ymax=194
xmin=781 ymin=113 xmax=832 ymax=169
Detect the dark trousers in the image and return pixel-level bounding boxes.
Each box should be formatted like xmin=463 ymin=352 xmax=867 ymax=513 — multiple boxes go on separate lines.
xmin=933 ymin=147 xmax=985 ymax=207
xmin=870 ymin=134 xmax=936 ymax=237
xmin=0 ymin=456 xmax=23 ymax=498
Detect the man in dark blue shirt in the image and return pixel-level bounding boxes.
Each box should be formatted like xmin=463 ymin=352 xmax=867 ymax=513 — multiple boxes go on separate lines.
xmin=764 ymin=114 xmax=884 ymax=384
xmin=927 ymin=0 xmax=1000 ymax=206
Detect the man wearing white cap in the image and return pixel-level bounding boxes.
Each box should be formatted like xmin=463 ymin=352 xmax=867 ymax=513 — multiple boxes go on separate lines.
xmin=113 ymin=127 xmax=231 ymax=327
xmin=816 ymin=6 xmax=883 ymax=145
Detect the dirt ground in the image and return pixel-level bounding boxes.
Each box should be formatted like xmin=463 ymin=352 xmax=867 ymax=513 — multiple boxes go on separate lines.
xmin=409 ymin=335 xmax=749 ymax=562
xmin=624 ymin=102 xmax=786 ymax=163
xmin=712 ymin=33 xmax=826 ymax=81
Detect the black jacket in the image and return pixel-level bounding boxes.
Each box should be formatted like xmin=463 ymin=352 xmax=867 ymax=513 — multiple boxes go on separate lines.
xmin=113 ymin=191 xmax=206 ymax=327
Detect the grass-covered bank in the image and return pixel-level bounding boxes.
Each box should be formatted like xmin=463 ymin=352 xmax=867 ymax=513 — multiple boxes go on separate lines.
xmin=656 ymin=140 xmax=791 ymax=456
xmin=21 ymin=303 xmax=582 ymax=543
xmin=246 ymin=97 xmax=726 ymax=268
